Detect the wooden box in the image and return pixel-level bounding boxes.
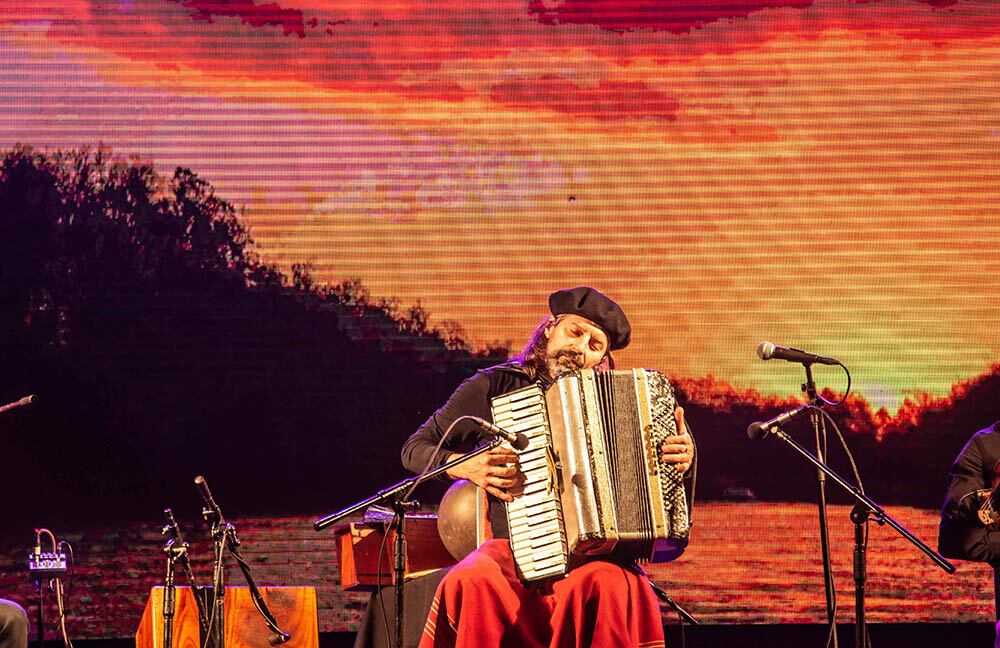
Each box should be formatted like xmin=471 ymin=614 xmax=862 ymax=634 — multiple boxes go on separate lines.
xmin=335 ymin=516 xmax=454 ymax=591
xmin=135 ymin=586 xmax=318 ymax=648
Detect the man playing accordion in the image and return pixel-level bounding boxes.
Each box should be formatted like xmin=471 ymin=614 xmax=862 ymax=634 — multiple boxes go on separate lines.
xmin=402 ymin=286 xmax=694 ymax=647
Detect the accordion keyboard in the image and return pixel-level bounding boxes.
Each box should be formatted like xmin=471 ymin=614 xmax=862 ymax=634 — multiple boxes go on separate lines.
xmin=491 ymin=385 xmax=569 ymax=581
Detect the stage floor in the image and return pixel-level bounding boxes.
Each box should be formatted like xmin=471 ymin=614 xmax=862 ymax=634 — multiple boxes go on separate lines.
xmin=24 ymin=623 xmax=997 ymax=648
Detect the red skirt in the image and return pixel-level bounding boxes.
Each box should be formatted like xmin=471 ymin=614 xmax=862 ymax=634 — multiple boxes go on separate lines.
xmin=420 ymin=539 xmax=665 ymax=648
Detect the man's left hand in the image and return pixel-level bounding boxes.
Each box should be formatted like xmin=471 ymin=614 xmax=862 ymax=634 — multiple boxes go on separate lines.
xmin=659 ymin=406 xmax=694 ymax=474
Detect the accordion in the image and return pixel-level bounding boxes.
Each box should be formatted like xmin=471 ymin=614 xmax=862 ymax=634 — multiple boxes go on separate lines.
xmin=491 ymin=368 xmax=690 ymax=582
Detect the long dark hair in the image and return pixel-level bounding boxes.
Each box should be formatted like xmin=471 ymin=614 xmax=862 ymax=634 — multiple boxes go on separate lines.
xmin=509 ymin=316 xmax=553 ymax=382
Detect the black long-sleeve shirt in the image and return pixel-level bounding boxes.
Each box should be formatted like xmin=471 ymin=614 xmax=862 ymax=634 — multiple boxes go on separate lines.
xmin=401 ymin=363 xmax=536 ymax=539
xmin=939 ymin=422 xmax=1000 ymax=565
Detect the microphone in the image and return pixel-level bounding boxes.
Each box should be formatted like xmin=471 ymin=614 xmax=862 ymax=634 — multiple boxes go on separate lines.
xmin=467 ymin=416 xmax=529 ymax=451
xmin=163 ymin=508 xmax=199 ymax=584
xmin=747 ymin=405 xmax=812 ymax=440
xmin=163 ymin=508 xmax=191 ymax=554
xmin=268 ymin=632 xmax=292 ymax=646
xmin=163 ymin=508 xmax=180 ymax=539
xmin=0 ymin=395 xmax=36 ymax=415
xmin=194 ymin=475 xmax=225 ymax=523
xmin=756 ymin=342 xmax=839 ymax=366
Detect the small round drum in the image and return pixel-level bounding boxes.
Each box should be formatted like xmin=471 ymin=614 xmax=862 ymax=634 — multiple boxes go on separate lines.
xmin=436 ymin=479 xmax=480 ymax=562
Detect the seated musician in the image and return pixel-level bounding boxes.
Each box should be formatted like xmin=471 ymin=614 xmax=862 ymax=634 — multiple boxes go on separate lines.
xmin=939 ymin=420 xmax=1000 ymax=646
xmin=401 ymin=287 xmax=694 ymax=647
xmin=0 ymin=599 xmax=28 ymax=648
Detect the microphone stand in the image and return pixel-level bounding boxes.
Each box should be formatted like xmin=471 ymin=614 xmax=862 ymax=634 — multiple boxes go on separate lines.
xmin=755 ymin=419 xmax=955 ymax=648
xmin=802 ymin=363 xmax=838 ymax=647
xmin=314 ymin=436 xmax=506 ymax=648
xmin=196 ymin=478 xmax=292 ymax=648
xmin=162 ymin=508 xmax=207 ymax=648
xmin=162 ymin=537 xmax=185 ymax=648
xmin=204 ymin=508 xmax=226 ymax=648
xmin=850 ymin=503 xmax=868 ymax=648
xmin=34 ymin=572 xmax=44 ymax=648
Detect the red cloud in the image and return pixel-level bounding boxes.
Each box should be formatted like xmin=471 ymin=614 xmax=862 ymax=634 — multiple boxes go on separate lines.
xmin=171 ymin=0 xmax=306 ymax=38
xmin=528 ymin=0 xmax=814 ymax=33
xmin=490 ymin=75 xmax=679 ymax=122
xmin=528 ymin=0 xmax=962 ymax=34
xmin=396 ymin=80 xmax=469 ymax=102
xmin=5 ymin=0 xmax=988 ymax=102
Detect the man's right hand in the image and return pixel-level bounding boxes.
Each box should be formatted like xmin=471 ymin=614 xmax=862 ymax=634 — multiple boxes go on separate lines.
xmin=445 ymin=447 xmax=522 ymax=502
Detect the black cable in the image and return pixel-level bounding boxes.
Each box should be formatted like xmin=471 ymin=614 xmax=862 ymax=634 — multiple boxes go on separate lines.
xmin=816 ymin=405 xmax=871 ymax=556
xmin=226 ymin=538 xmax=287 ymax=636
xmin=57 ymin=540 xmax=75 ymax=607
xmin=684 ymin=419 xmax=698 ymax=527
xmin=816 ymin=406 xmax=874 ymax=648
xmin=676 ymin=410 xmax=696 ymax=648
xmin=380 ymin=414 xmax=476 ymax=643
xmin=402 ymin=414 xmax=492 ymax=502
xmin=816 ymin=414 xmax=838 ymax=648
xmin=816 ymin=362 xmax=852 ymax=407
xmin=816 ymin=408 xmax=865 ymax=495
xmin=201 ymin=540 xmax=224 ymax=648
xmin=676 ymin=604 xmax=686 ymax=648
xmin=825 ymin=616 xmax=837 ymax=648
xmin=375 ymin=516 xmax=395 ymax=644
xmin=54 ymin=575 xmax=73 ymax=648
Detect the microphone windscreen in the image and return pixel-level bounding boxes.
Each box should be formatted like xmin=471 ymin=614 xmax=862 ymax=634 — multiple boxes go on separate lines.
xmin=747 ymin=422 xmax=768 ymax=440
xmin=756 ymin=342 xmax=775 ymax=360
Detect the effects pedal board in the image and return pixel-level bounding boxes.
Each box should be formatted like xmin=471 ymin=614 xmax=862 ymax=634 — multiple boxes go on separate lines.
xmin=28 ymin=551 xmax=68 ymax=577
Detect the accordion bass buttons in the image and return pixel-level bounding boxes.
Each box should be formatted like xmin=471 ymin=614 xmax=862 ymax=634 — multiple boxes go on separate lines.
xmin=645 ymin=425 xmax=660 ymax=473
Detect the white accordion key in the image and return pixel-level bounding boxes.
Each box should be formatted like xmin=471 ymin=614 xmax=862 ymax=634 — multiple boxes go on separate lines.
xmin=492 ymin=383 xmax=569 ymax=582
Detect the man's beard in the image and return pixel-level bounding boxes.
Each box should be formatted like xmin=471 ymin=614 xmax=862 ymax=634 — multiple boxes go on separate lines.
xmin=544 ymin=348 xmax=584 ymax=379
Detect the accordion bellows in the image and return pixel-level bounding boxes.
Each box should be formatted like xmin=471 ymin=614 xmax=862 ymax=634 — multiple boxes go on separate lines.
xmin=491 ymin=368 xmax=690 ymax=582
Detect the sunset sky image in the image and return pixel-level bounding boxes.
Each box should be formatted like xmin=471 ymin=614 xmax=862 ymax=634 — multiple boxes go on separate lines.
xmin=1 ymin=0 xmax=998 ymax=412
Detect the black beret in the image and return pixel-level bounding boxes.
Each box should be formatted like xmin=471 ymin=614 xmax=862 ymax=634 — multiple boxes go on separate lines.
xmin=548 ymin=286 xmax=631 ymax=351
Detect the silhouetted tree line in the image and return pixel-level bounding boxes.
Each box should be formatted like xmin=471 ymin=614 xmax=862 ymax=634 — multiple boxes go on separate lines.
xmin=1 ymin=145 xmax=996 ymax=538
xmin=0 ymin=145 xmax=506 ymax=533
xmin=674 ymin=363 xmax=1000 ymax=511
